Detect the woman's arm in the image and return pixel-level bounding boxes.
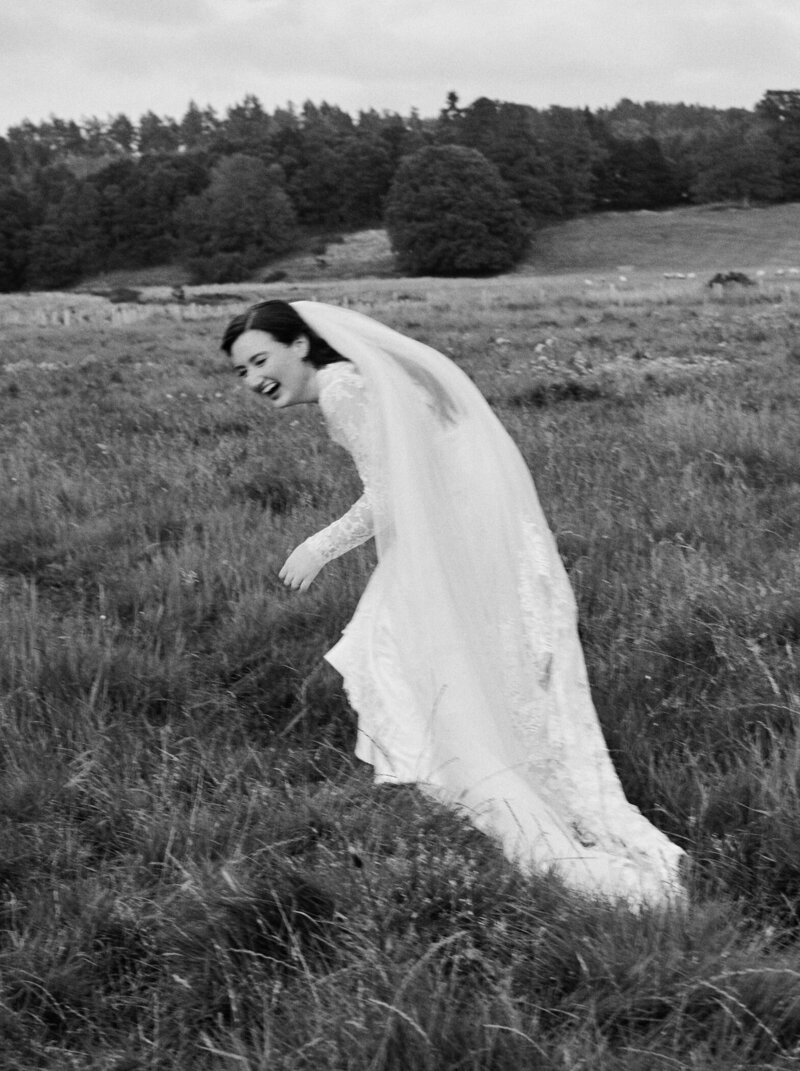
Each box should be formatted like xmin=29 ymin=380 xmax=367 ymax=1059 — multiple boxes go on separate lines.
xmin=280 ymin=369 xmax=376 ymax=591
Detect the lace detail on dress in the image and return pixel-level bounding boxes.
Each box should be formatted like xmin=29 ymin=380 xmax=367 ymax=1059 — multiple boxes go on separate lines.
xmin=498 ymin=518 xmax=564 ymax=760
xmin=303 ymin=364 xmax=379 ymax=564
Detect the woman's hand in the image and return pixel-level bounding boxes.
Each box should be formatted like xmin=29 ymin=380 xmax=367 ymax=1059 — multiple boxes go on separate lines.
xmin=279 ymin=542 xmax=325 ymax=592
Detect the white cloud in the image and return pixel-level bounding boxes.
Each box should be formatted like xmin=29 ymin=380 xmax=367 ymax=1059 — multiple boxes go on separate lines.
xmin=1 ymin=0 xmax=798 ymax=130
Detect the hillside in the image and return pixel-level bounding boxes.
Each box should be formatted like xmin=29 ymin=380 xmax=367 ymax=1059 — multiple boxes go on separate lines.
xmin=76 ymin=203 xmax=800 ymax=293
xmin=524 ymin=201 xmax=800 ymax=275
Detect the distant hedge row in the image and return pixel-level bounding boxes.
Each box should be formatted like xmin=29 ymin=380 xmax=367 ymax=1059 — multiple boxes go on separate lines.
xmin=1 ymin=90 xmax=798 ymax=288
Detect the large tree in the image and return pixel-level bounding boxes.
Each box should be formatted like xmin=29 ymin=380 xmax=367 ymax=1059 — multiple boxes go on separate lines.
xmin=92 ymin=153 xmax=209 ymax=268
xmin=385 ymin=144 xmax=528 ymax=276
xmin=457 ymin=98 xmax=562 ymax=218
xmin=26 ymin=181 xmax=104 ymax=288
xmin=338 ymin=132 xmax=395 ymax=226
xmin=137 ymin=111 xmax=180 ymax=155
xmin=211 ymin=96 xmax=273 ymax=157
xmin=757 ymin=90 xmax=800 ymax=200
xmin=591 ymin=127 xmax=681 ymax=210
xmin=0 ymin=185 xmax=32 ymax=290
xmin=175 ymin=153 xmax=297 ymax=281
xmin=530 ymin=107 xmax=601 ymax=217
xmin=692 ymin=119 xmax=782 ymax=204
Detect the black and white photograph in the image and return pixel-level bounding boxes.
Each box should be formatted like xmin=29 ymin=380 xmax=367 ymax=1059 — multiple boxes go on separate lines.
xmin=1 ymin=2 xmax=799 ymax=1068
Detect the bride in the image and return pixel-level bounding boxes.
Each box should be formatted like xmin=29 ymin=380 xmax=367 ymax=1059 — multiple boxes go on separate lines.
xmin=222 ymin=298 xmax=685 ymax=907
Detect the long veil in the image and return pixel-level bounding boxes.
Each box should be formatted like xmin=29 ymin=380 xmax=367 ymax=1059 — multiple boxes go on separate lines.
xmin=293 ymin=300 xmax=685 ymax=906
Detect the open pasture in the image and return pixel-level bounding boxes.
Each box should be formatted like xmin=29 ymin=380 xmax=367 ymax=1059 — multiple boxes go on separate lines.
xmin=1 ymin=273 xmax=800 ymax=1069
xmin=526 ymin=202 xmax=800 ymax=276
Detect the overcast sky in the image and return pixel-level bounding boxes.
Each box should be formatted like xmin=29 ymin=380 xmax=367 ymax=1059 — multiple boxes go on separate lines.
xmin=0 ymin=0 xmax=795 ymax=134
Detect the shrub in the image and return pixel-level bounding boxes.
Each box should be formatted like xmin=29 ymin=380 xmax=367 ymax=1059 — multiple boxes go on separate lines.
xmin=185 ymin=252 xmax=249 ymax=285
xmin=384 ymin=144 xmax=528 ymax=276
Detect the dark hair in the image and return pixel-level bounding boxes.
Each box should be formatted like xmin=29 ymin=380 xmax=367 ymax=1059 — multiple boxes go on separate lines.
xmin=220 ymin=299 xmax=347 ymax=368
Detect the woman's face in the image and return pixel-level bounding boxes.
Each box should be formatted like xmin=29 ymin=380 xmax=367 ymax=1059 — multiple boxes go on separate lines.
xmin=230 ymin=329 xmax=319 ymax=408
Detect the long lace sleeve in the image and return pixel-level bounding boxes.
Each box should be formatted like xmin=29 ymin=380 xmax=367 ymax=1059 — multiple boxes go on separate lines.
xmin=302 ymin=367 xmax=377 ymax=564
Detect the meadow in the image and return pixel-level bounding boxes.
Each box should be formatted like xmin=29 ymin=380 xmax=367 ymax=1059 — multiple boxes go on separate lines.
xmin=1 ymin=257 xmax=800 ymax=1068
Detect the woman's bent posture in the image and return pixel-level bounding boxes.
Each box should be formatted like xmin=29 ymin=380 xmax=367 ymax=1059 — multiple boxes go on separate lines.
xmin=222 ymin=299 xmax=686 ymax=907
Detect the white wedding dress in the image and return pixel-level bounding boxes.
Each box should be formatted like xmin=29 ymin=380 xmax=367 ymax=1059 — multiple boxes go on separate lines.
xmin=294 ymin=305 xmax=685 ymax=908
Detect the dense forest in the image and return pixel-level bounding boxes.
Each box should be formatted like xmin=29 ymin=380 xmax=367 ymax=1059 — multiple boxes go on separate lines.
xmin=1 ymin=89 xmax=798 ymax=291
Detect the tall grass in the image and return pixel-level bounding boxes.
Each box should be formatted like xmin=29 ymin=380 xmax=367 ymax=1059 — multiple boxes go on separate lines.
xmin=1 ymin=277 xmax=800 ymax=1068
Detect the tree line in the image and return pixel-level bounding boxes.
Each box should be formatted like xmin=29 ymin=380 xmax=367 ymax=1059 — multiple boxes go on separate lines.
xmin=1 ymin=90 xmax=798 ymax=291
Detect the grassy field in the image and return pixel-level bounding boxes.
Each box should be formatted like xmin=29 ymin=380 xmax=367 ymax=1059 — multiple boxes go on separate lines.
xmin=526 ymin=202 xmax=800 ymax=275
xmin=1 ymin=252 xmax=800 ymax=1068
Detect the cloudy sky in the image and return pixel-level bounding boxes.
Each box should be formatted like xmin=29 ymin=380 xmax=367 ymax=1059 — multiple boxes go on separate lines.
xmin=0 ymin=0 xmax=794 ymax=133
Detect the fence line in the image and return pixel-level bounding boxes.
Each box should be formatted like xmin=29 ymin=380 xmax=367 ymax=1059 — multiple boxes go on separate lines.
xmin=0 ymin=299 xmax=244 ymax=329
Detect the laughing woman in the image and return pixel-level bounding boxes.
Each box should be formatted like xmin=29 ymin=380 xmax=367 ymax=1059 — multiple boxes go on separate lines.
xmin=221 ymin=298 xmax=685 ymax=907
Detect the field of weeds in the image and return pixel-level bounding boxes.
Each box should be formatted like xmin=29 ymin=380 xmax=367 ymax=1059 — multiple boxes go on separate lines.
xmin=1 ymin=273 xmax=800 ymax=1069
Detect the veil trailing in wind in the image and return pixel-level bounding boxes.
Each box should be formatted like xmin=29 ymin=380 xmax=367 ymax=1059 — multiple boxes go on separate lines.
xmin=292 ymin=300 xmax=685 ymax=906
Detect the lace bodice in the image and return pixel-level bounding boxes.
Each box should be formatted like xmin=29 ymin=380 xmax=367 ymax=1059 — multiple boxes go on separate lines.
xmin=303 ymin=363 xmax=377 ymax=564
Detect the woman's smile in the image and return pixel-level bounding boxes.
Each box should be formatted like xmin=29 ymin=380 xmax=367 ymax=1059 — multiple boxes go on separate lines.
xmin=258 ymin=377 xmax=280 ymax=398
xmin=229 ymin=328 xmax=319 ymax=408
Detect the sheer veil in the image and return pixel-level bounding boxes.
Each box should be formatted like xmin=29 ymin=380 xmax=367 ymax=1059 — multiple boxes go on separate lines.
xmin=293 ymin=300 xmax=685 ymax=906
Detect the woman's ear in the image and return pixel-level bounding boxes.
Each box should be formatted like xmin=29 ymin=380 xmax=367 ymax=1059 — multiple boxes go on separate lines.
xmin=292 ymin=334 xmax=311 ymax=360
